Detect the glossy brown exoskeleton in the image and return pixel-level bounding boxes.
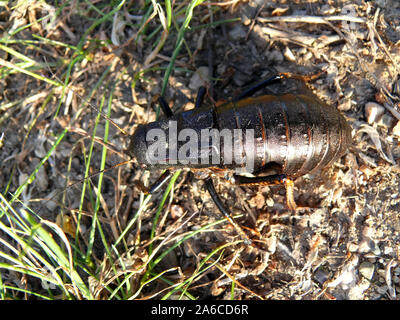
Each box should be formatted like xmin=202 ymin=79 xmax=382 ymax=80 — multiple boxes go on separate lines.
xmin=129 ymin=73 xmax=352 ymax=243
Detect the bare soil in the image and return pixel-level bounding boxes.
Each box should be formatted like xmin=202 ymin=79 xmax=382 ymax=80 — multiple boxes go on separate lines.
xmin=1 ymin=0 xmax=400 ymax=299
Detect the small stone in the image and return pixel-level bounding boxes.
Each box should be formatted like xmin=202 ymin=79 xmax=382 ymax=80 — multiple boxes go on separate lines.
xmin=189 ymin=66 xmax=210 ymax=91
xmin=343 ymin=88 xmax=355 ymax=99
xmin=266 ymin=197 xmax=274 ymax=207
xmin=283 ymin=47 xmax=296 ymax=62
xmin=314 ymin=268 xmax=329 ymax=285
xmin=358 ymin=239 xmax=372 ymax=253
xmin=376 ymin=285 xmax=388 ymax=295
xmin=348 ymin=243 xmax=358 ymax=252
xmin=248 ymin=192 xmax=265 ymax=209
xmin=392 ymin=121 xmax=400 ymax=137
xmin=36 ymin=165 xmax=49 ymax=192
xmin=337 ymin=99 xmax=352 ymax=111
xmin=359 ymin=261 xmax=375 ymax=280
xmin=371 ymin=242 xmax=381 ymax=256
xmin=377 ymin=269 xmax=386 ymax=278
xmin=320 ymin=4 xmax=335 ymax=15
xmin=383 ymin=246 xmax=394 ymax=256
xmin=267 ymin=49 xmax=284 ymax=64
xmin=44 ymin=190 xmax=59 ymax=211
xmin=170 ymin=204 xmax=184 ymax=220
xmin=377 ymin=113 xmax=393 ymax=128
xmin=367 ymin=257 xmax=377 ymax=263
xmin=303 ymin=51 xmax=313 ymax=61
xmin=340 ymin=270 xmax=357 ymax=289
xmin=232 ymin=71 xmax=250 ymax=87
xmin=33 ymin=138 xmax=47 ymax=158
xmin=228 ymin=25 xmax=246 ymax=41
xmin=364 ymin=102 xmax=384 ymax=124
xmin=359 ymin=165 xmax=375 ymax=180
xmin=265 ymin=235 xmax=277 ymax=254
xmin=348 ymin=278 xmax=370 ymax=300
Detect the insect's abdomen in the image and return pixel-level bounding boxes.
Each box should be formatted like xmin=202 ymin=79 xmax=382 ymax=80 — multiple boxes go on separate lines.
xmin=215 ymin=94 xmax=352 ymax=176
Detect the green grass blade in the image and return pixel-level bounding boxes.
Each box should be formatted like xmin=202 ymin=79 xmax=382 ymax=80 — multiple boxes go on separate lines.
xmin=162 ymin=249 xmax=226 ymax=300
xmin=161 ymin=0 xmax=205 ymax=97
xmin=0 ymin=57 xmax=61 ymax=87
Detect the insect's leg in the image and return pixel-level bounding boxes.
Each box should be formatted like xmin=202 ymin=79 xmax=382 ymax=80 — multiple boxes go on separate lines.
xmin=149 ymin=170 xmax=173 ymax=193
xmin=195 ymin=86 xmax=207 ymax=108
xmin=233 ymin=75 xmax=283 ymax=101
xmin=158 ymin=96 xmax=174 ymax=118
xmin=134 ymin=170 xmax=172 ymax=194
xmin=278 ymin=71 xmax=324 ymax=83
xmin=231 ymin=174 xmax=297 ymax=211
xmin=204 ymin=178 xmax=252 ymax=244
xmin=233 ymin=71 xmax=324 ymax=101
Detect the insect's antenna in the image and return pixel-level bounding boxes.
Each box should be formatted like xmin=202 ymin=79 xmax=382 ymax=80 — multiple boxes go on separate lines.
xmin=72 ymin=91 xmax=129 ymax=136
xmin=69 ymin=159 xmax=133 ymax=190
xmin=42 ymin=159 xmax=134 ymax=208
xmin=43 ymin=57 xmax=129 ymax=136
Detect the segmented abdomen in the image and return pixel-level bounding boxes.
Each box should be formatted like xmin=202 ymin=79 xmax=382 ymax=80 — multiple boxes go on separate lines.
xmin=215 ymin=94 xmax=352 ymax=176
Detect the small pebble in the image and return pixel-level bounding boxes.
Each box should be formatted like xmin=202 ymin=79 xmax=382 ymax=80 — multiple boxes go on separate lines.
xmin=44 ymin=190 xmax=59 ymax=211
xmin=189 ymin=66 xmax=210 ymax=91
xmin=392 ymin=121 xmax=400 ymax=137
xmin=337 ymin=99 xmax=352 ymax=111
xmin=359 ymin=165 xmax=375 ymax=180
xmin=36 ymin=166 xmax=49 ymax=191
xmin=348 ymin=243 xmax=359 ymax=252
xmin=377 ymin=269 xmax=386 ymax=278
xmin=376 ymin=285 xmax=388 ymax=295
xmin=34 ymin=139 xmax=47 ymax=158
xmin=314 ymin=268 xmax=329 ymax=285
xmin=343 ymin=88 xmax=354 ymax=99
xmin=377 ymin=113 xmax=393 ymax=128
xmin=266 ymin=197 xmax=274 ymax=207
xmin=348 ymin=278 xmax=370 ymax=300
xmin=320 ymin=4 xmax=335 ymax=15
xmin=364 ymin=102 xmax=384 ymax=124
xmin=364 ymin=253 xmax=377 ymax=259
xmin=267 ymin=49 xmax=284 ymax=64
xmin=170 ymin=204 xmax=184 ymax=220
xmin=72 ymin=157 xmax=81 ymax=171
xmin=371 ymin=242 xmax=381 ymax=256
xmin=228 ymin=25 xmax=246 ymax=41
xmin=303 ymin=51 xmax=313 ymax=61
xmin=265 ymin=235 xmax=277 ymax=254
xmin=283 ymin=46 xmax=296 ymax=62
xmin=359 ymin=261 xmax=375 ymax=280
xmin=383 ymin=246 xmax=394 ymax=256
xmin=358 ymin=239 xmax=372 ymax=253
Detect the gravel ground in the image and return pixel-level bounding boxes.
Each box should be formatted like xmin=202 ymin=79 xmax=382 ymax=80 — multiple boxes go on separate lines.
xmin=0 ymin=0 xmax=400 ymax=300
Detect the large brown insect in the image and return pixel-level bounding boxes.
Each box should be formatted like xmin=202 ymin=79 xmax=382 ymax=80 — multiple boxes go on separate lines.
xmin=129 ymin=72 xmax=352 ymax=243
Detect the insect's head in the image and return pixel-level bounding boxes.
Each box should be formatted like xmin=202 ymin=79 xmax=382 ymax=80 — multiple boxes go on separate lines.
xmin=128 ymin=124 xmax=150 ymax=169
xmin=128 ymin=120 xmax=171 ymax=169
